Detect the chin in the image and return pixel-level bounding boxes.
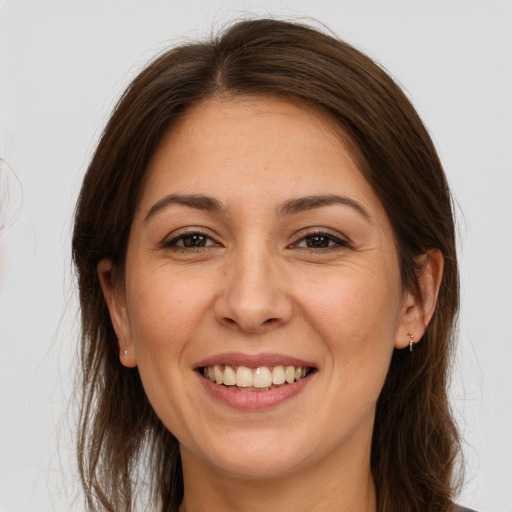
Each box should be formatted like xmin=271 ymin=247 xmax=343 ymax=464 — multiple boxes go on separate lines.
xmin=210 ymin=452 xmax=306 ymax=480
xmin=189 ymin=430 xmax=313 ymax=480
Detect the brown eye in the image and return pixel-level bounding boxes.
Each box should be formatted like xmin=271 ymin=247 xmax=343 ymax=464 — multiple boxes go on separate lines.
xmin=182 ymin=234 xmax=208 ymax=247
xmin=293 ymin=231 xmax=349 ymax=251
xmin=165 ymin=232 xmax=216 ymax=249
xmin=305 ymin=235 xmax=331 ymax=248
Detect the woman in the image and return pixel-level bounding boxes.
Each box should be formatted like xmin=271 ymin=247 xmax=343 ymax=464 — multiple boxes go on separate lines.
xmin=72 ymin=18 xmax=473 ymax=512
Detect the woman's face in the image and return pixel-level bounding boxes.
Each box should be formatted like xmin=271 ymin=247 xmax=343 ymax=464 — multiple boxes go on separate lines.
xmin=101 ymin=96 xmax=418 ymax=479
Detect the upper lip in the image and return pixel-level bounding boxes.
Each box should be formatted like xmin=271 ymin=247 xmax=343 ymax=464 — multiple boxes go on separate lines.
xmin=194 ymin=352 xmax=317 ymax=370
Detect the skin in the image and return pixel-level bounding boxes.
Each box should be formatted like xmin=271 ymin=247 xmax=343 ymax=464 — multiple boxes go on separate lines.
xmin=99 ymin=96 xmax=443 ymax=512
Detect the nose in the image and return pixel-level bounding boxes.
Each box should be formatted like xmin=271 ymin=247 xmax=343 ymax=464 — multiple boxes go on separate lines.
xmin=214 ymin=246 xmax=293 ymax=334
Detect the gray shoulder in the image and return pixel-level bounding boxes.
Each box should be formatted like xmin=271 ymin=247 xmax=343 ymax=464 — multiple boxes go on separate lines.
xmin=457 ymin=507 xmax=478 ymax=512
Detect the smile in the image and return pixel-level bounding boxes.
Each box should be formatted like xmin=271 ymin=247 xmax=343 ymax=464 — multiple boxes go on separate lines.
xmin=201 ymin=364 xmax=313 ymax=391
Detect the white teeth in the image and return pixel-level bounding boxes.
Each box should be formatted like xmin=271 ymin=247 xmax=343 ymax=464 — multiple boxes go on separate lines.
xmin=214 ymin=364 xmax=223 ymax=384
xmin=272 ymin=365 xmax=286 ymax=385
xmin=235 ymin=366 xmax=253 ymax=387
xmin=223 ymin=365 xmax=236 ymax=385
xmin=285 ymin=366 xmax=295 ymax=384
xmin=203 ymin=364 xmax=310 ymax=389
xmin=253 ymin=367 xmax=272 ymax=388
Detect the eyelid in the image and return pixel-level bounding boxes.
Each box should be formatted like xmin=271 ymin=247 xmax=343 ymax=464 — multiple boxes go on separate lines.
xmin=161 ymin=227 xmax=219 ymax=249
xmin=289 ymin=228 xmax=351 ymax=249
xmin=159 ymin=226 xmax=350 ymax=250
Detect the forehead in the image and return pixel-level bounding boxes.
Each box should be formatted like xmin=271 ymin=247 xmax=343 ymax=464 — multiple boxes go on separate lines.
xmin=139 ymin=95 xmax=381 ymax=217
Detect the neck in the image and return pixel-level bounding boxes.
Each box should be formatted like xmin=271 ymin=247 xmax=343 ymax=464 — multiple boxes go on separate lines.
xmin=179 ymin=441 xmax=377 ymax=512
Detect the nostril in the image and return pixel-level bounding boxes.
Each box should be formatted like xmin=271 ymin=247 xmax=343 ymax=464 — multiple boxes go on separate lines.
xmin=221 ymin=316 xmax=279 ymax=330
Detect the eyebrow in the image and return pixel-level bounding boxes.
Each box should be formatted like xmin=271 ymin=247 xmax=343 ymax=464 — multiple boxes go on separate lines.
xmin=144 ymin=192 xmax=371 ymax=223
xmin=277 ymin=194 xmax=371 ymax=220
xmin=144 ymin=193 xmax=224 ymax=222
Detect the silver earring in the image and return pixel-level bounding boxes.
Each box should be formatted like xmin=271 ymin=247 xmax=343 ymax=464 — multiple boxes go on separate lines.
xmin=124 ymin=349 xmax=128 ymax=359
xmin=407 ymin=333 xmax=414 ymax=352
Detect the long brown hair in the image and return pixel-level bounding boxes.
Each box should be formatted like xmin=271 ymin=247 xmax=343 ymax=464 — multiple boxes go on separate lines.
xmin=72 ymin=18 xmax=461 ymax=511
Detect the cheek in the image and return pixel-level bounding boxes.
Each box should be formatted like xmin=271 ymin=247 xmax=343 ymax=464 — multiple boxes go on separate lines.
xmin=297 ymin=263 xmax=402 ymax=381
xmin=125 ymin=266 xmax=214 ymax=362
xmin=122 ymin=267 xmax=217 ymax=433
xmin=303 ymin=264 xmax=400 ymax=336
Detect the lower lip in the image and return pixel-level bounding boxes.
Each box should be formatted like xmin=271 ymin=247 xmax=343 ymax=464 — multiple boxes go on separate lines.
xmin=197 ymin=371 xmax=315 ymax=411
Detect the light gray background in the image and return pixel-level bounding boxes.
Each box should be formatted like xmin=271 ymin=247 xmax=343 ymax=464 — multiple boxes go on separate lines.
xmin=1 ymin=1 xmax=511 ymax=511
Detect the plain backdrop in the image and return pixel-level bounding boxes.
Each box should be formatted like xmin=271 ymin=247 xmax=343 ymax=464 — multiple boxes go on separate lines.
xmin=1 ymin=1 xmax=511 ymax=511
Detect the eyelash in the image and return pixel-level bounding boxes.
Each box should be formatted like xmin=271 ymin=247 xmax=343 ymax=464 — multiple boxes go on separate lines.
xmin=162 ymin=229 xmax=349 ymax=252
xmin=290 ymin=230 xmax=350 ymax=251
xmin=162 ymin=230 xmax=218 ymax=250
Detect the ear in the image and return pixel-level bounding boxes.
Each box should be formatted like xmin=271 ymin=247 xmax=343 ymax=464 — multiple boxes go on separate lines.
xmin=395 ymin=249 xmax=444 ymax=349
xmin=97 ymin=258 xmax=137 ymax=367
